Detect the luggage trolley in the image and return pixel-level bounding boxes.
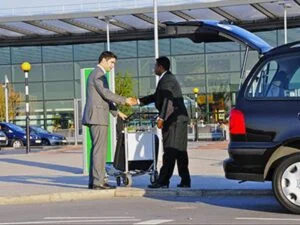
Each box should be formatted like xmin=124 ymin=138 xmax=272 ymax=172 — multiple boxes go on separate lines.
xmin=112 ymin=112 xmax=159 ymax=187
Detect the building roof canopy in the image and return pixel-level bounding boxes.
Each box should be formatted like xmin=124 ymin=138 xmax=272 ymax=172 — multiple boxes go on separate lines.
xmin=0 ymin=0 xmax=299 ymax=46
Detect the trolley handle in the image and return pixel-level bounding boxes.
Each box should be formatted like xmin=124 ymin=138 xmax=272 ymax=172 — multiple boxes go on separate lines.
xmin=124 ymin=112 xmax=159 ymax=127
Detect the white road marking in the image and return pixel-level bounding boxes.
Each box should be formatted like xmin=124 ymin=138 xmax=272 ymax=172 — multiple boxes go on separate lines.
xmin=0 ymin=219 xmax=140 ymax=225
xmin=236 ymin=217 xmax=300 ymax=221
xmin=44 ymin=216 xmax=135 ymax=220
xmin=134 ymin=219 xmax=173 ymax=224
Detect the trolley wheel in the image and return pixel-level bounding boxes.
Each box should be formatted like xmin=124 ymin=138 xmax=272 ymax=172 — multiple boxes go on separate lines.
xmin=116 ymin=176 xmax=121 ymax=186
xmin=150 ymin=171 xmax=158 ymax=184
xmin=123 ymin=174 xmax=132 ymax=187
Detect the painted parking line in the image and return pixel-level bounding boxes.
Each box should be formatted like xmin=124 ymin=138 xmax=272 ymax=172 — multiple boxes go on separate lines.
xmin=236 ymin=217 xmax=300 ymax=221
xmin=0 ymin=217 xmax=140 ymax=225
xmin=44 ymin=216 xmax=136 ymax=220
xmin=134 ymin=220 xmax=173 ymax=225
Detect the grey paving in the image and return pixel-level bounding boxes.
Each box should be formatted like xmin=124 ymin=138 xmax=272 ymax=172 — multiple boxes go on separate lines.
xmin=0 ymin=141 xmax=272 ymax=205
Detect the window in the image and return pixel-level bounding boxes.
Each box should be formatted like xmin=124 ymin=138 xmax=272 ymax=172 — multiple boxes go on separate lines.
xmin=247 ymin=54 xmax=300 ymax=98
xmin=247 ymin=60 xmax=278 ymax=98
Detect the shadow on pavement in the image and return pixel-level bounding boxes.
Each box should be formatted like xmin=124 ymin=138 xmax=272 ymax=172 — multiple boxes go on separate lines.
xmin=0 ymin=158 xmax=82 ymax=174
xmin=0 ymin=175 xmax=87 ymax=189
xmin=146 ymin=193 xmax=288 ymax=214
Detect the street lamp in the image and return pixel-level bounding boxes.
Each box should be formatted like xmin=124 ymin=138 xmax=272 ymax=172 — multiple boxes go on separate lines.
xmin=193 ymin=87 xmax=199 ymax=142
xmin=3 ymin=75 xmax=9 ymax=122
xmin=279 ymin=1 xmax=292 ymax=44
xmin=21 ymin=62 xmax=31 ymax=154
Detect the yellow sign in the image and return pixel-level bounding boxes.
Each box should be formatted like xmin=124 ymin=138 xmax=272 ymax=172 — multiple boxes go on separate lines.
xmin=197 ymin=95 xmax=214 ymax=105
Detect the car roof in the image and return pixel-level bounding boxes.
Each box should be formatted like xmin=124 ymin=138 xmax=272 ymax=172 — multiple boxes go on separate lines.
xmin=264 ymin=40 xmax=300 ymax=57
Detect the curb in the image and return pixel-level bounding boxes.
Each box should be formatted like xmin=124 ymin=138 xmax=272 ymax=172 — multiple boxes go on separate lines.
xmin=0 ymin=188 xmax=273 ymax=205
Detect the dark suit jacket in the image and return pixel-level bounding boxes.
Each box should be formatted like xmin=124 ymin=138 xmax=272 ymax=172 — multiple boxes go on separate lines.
xmin=139 ymin=71 xmax=188 ymax=151
xmin=82 ymin=66 xmax=126 ymax=126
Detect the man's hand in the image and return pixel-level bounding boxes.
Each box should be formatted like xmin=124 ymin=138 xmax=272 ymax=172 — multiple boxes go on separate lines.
xmin=118 ymin=111 xmax=128 ymax=120
xmin=126 ymin=97 xmax=138 ymax=106
xmin=157 ymin=118 xmax=164 ymax=129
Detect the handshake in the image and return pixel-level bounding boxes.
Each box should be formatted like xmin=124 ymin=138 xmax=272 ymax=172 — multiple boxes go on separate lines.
xmin=126 ymin=97 xmax=138 ymax=106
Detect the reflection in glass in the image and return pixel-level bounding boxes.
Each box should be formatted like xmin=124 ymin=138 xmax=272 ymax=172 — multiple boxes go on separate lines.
xmin=138 ymin=77 xmax=157 ymax=96
xmin=43 ymin=45 xmax=73 ymax=62
xmin=12 ymin=64 xmax=43 ymax=82
xmin=13 ymin=82 xmax=43 ymax=101
xmin=171 ymin=38 xmax=204 ymax=55
xmin=115 ymin=58 xmax=138 ymax=77
xmin=206 ymin=52 xmax=240 ymax=73
xmin=207 ymin=73 xmax=231 ymax=93
xmin=0 ymin=65 xmax=12 ymax=83
xmin=0 ymin=47 xmax=10 ymax=65
xmin=11 ymin=46 xmax=41 ymax=64
xmin=138 ymin=39 xmax=170 ymax=57
xmin=110 ymin=41 xmax=137 ymax=58
xmin=44 ymin=63 xmax=73 ymax=81
xmin=44 ymin=100 xmax=74 ymax=131
xmin=242 ymin=50 xmax=259 ymax=71
xmin=74 ymin=61 xmax=95 ymax=80
xmin=172 ymin=55 xmax=205 ymax=75
xmin=44 ymin=81 xmax=74 ymax=100
xmin=175 ymin=74 xmax=205 ymax=95
xmin=74 ymin=43 xmax=105 ymax=61
xmin=206 ymin=42 xmax=240 ymax=53
xmin=138 ymin=58 xmax=155 ymax=77
xmin=75 ymin=80 xmax=81 ymax=99
xmin=254 ymin=30 xmax=278 ymax=47
xmin=278 ymin=28 xmax=300 ymax=46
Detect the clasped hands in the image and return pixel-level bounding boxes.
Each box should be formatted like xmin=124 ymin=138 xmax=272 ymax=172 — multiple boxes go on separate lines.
xmin=126 ymin=97 xmax=138 ymax=106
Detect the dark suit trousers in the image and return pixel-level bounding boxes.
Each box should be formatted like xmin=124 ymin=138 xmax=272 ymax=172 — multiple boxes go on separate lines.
xmin=158 ymin=122 xmax=191 ymax=185
xmin=158 ymin=147 xmax=191 ymax=185
xmin=89 ymin=125 xmax=108 ymax=186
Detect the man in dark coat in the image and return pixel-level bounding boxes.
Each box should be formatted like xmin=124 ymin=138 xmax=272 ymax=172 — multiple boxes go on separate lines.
xmin=139 ymin=56 xmax=191 ymax=188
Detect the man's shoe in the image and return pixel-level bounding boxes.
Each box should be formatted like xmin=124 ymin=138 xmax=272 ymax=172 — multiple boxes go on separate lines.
xmin=88 ymin=184 xmax=93 ymax=189
xmin=92 ymin=183 xmax=116 ymax=190
xmin=148 ymin=182 xmax=169 ymax=189
xmin=177 ymin=183 xmax=191 ymax=188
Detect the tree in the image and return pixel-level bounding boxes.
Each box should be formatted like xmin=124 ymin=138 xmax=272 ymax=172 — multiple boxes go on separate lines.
xmin=0 ymin=83 xmax=22 ymax=121
xmin=115 ymin=71 xmax=137 ymax=115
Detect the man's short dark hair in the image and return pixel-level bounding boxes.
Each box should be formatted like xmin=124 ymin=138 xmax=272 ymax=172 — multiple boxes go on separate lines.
xmin=156 ymin=56 xmax=170 ymax=71
xmin=98 ymin=51 xmax=117 ymax=63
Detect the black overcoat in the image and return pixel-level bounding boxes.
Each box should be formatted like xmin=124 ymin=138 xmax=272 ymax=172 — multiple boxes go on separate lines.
xmin=139 ymin=71 xmax=188 ymax=151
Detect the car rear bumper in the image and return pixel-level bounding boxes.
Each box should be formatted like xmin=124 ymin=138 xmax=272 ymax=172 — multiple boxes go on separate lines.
xmin=0 ymin=140 xmax=8 ymax=146
xmin=223 ymin=142 xmax=277 ymax=181
xmin=49 ymin=139 xmax=67 ymax=145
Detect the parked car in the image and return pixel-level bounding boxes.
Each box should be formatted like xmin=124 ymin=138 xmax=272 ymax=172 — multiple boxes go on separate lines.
xmin=223 ymin=41 xmax=300 ymax=214
xmin=0 ymin=131 xmax=8 ymax=149
xmin=29 ymin=126 xmax=67 ymax=145
xmin=0 ymin=122 xmax=42 ymax=148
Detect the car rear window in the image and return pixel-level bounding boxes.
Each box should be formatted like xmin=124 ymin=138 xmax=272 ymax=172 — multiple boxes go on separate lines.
xmin=246 ymin=54 xmax=300 ymax=99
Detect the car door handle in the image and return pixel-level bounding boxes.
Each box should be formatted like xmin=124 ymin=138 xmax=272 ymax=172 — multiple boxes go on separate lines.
xmin=298 ymin=112 xmax=300 ymax=120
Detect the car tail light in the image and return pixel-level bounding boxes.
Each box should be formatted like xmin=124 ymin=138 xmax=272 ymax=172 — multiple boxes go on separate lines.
xmin=229 ymin=108 xmax=246 ymax=135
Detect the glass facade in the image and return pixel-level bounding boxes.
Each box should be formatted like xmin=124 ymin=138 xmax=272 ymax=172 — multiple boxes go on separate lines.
xmin=0 ymin=27 xmax=295 ymax=130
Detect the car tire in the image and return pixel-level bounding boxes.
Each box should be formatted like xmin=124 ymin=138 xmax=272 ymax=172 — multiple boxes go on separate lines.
xmin=11 ymin=139 xmax=23 ymax=148
xmin=273 ymin=153 xmax=300 ymax=214
xmin=41 ymin=139 xmax=50 ymax=146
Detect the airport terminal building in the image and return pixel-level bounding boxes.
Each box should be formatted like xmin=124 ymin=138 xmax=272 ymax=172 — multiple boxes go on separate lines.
xmin=0 ymin=0 xmax=300 ymax=132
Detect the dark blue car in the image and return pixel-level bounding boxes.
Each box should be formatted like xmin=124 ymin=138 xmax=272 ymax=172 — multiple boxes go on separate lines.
xmin=29 ymin=126 xmax=67 ymax=146
xmin=0 ymin=122 xmax=42 ymax=148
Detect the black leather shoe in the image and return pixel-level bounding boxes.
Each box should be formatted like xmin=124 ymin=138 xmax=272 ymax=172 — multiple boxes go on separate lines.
xmin=92 ymin=183 xmax=116 ymax=190
xmin=88 ymin=184 xmax=93 ymax=189
xmin=177 ymin=183 xmax=191 ymax=188
xmin=148 ymin=182 xmax=169 ymax=189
